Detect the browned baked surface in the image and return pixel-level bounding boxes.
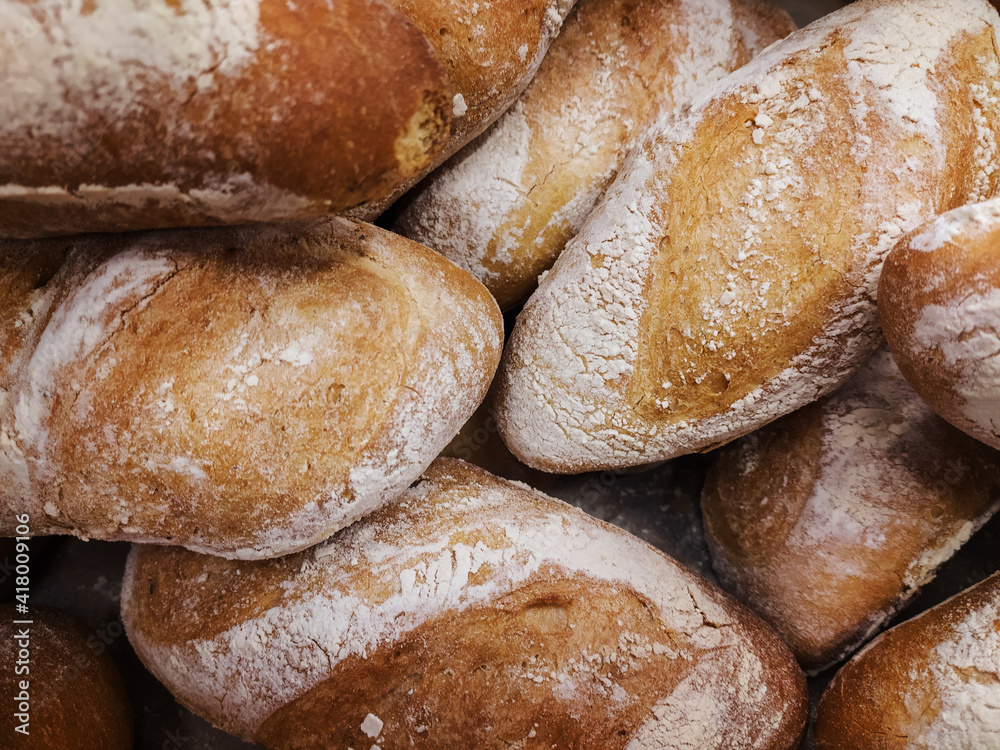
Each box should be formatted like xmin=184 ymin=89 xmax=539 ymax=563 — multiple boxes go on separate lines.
xmin=0 ymin=0 xmax=452 ymax=238
xmin=0 ymin=604 xmax=132 ymax=749
xmin=496 ymin=0 xmax=1000 ymax=473
xmin=0 ymin=220 xmax=503 ymax=559
xmin=880 ymin=197 xmax=1000 ymax=451
xmin=394 ymin=0 xmax=795 ymax=310
xmin=384 ymin=0 xmax=569 ymax=150
xmin=702 ymin=349 xmax=1000 ymax=673
xmin=123 ymin=458 xmax=807 ymax=749
xmin=349 ymin=0 xmax=577 ymax=220
xmin=814 ymin=572 xmax=1000 ymax=749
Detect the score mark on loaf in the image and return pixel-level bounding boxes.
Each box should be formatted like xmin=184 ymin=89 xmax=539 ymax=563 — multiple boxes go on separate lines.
xmin=393 ymin=0 xmax=795 ymax=310
xmin=496 ymin=0 xmax=1000 ymax=472
xmin=122 ymin=459 xmax=808 ymax=750
xmin=0 ymin=219 xmax=503 ymax=559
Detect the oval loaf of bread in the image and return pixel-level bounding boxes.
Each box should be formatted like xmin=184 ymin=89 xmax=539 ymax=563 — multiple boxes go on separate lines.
xmin=0 ymin=604 xmax=133 ymax=749
xmin=0 ymin=0 xmax=452 ymax=238
xmin=394 ymin=0 xmax=795 ymax=310
xmin=0 ymin=220 xmax=502 ymax=559
xmin=496 ymin=0 xmax=1000 ymax=472
xmin=702 ymin=348 xmax=1000 ymax=673
xmin=349 ymin=0 xmax=578 ymax=220
xmin=815 ymin=571 xmax=1000 ymax=749
xmin=122 ymin=459 xmax=808 ymax=750
xmin=880 ymin=196 xmax=1000 ymax=451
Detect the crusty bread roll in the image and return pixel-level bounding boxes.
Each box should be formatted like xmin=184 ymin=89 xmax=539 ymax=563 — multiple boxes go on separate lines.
xmin=394 ymin=0 xmax=795 ymax=310
xmin=0 ymin=0 xmax=452 ymax=238
xmin=0 ymin=604 xmax=132 ymax=749
xmin=0 ymin=219 xmax=502 ymax=559
xmin=348 ymin=0 xmax=578 ymax=220
xmin=701 ymin=348 xmax=1000 ymax=673
xmin=815 ymin=571 xmax=1000 ymax=749
xmin=122 ymin=458 xmax=808 ymax=749
xmin=880 ymin=196 xmax=1000 ymax=452
xmin=496 ymin=0 xmax=1000 ymax=473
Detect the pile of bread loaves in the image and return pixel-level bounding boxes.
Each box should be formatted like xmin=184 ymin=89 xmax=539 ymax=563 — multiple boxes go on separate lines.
xmin=2 ymin=0 xmax=1000 ymax=747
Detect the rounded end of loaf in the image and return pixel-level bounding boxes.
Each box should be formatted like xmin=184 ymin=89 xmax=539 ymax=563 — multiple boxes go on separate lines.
xmin=814 ymin=571 xmax=1000 ymax=750
xmin=880 ymin=197 xmax=1000 ymax=452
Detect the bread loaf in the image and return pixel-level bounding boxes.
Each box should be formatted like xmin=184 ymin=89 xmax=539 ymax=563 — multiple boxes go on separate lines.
xmin=496 ymin=0 xmax=1000 ymax=473
xmin=0 ymin=219 xmax=502 ymax=559
xmin=394 ymin=0 xmax=795 ymax=310
xmin=815 ymin=571 xmax=1000 ymax=749
xmin=0 ymin=0 xmax=452 ymax=238
xmin=880 ymin=196 xmax=1000 ymax=451
xmin=0 ymin=604 xmax=132 ymax=749
xmin=122 ymin=458 xmax=808 ymax=749
xmin=701 ymin=348 xmax=1000 ymax=673
xmin=348 ymin=0 xmax=578 ymax=220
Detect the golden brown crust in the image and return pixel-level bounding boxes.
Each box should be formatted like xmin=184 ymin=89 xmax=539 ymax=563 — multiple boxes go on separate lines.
xmin=495 ymin=0 xmax=1000 ymax=473
xmin=0 ymin=246 xmax=76 ymax=394
xmin=0 ymin=0 xmax=452 ymax=238
xmin=255 ymin=574 xmax=709 ymax=749
xmin=348 ymin=0 xmax=577 ymax=220
xmin=383 ymin=0 xmax=566 ymax=150
xmin=123 ymin=458 xmax=807 ymax=749
xmin=0 ymin=220 xmax=503 ymax=558
xmin=394 ymin=0 xmax=795 ymax=311
xmin=702 ymin=349 xmax=1000 ymax=673
xmin=815 ymin=572 xmax=1000 ymax=749
xmin=880 ymin=197 xmax=1000 ymax=451
xmin=0 ymin=605 xmax=132 ymax=750
xmin=630 ymin=34 xmax=861 ymax=427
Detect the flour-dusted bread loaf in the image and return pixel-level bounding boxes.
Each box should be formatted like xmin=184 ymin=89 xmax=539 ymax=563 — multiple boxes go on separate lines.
xmin=122 ymin=459 xmax=808 ymax=750
xmin=496 ymin=0 xmax=1000 ymax=473
xmin=0 ymin=0 xmax=453 ymax=238
xmin=815 ymin=571 xmax=1000 ymax=749
xmin=394 ymin=0 xmax=795 ymax=310
xmin=0 ymin=220 xmax=502 ymax=559
xmin=880 ymin=196 xmax=1000 ymax=452
xmin=0 ymin=604 xmax=133 ymax=749
xmin=701 ymin=348 xmax=1000 ymax=673
xmin=349 ymin=0 xmax=578 ymax=220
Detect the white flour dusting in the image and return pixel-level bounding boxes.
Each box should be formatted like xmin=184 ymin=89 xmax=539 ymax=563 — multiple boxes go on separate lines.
xmin=396 ymin=0 xmax=781 ymax=305
xmin=909 ymin=197 xmax=1000 ymax=254
xmin=913 ymin=288 xmax=1000 ymax=437
xmin=498 ymin=0 xmax=1000 ymax=471
xmin=2 ymin=220 xmax=501 ymax=559
xmin=14 ymin=249 xmax=178 ymax=463
xmin=123 ymin=463 xmax=798 ymax=745
xmin=913 ymin=579 xmax=1000 ymax=748
xmin=710 ymin=348 xmax=1000 ymax=673
xmin=1 ymin=0 xmax=262 ymax=137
